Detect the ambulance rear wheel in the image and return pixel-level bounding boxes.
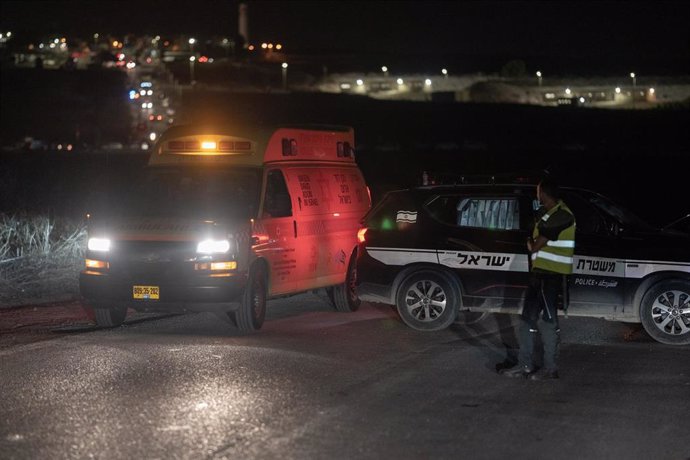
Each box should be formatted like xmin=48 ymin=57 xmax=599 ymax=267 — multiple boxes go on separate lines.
xmin=640 ymin=280 xmax=690 ymax=345
xmin=331 ymin=253 xmax=361 ymax=312
xmin=93 ymin=305 xmax=127 ymax=328
xmin=236 ymin=264 xmax=267 ymax=332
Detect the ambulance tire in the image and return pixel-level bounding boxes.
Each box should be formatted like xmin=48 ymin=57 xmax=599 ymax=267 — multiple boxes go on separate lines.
xmin=236 ymin=264 xmax=267 ymax=333
xmin=331 ymin=253 xmax=361 ymax=313
xmin=640 ymin=279 xmax=690 ymax=345
xmin=396 ymin=270 xmax=459 ymax=332
xmin=93 ymin=305 xmax=127 ymax=328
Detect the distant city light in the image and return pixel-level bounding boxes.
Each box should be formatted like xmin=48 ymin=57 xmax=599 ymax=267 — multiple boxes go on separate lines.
xmin=53 ymin=38 xmax=59 ymax=44
xmin=396 ymin=78 xmax=404 ymax=85
xmin=381 ymin=66 xmax=388 ymax=73
xmin=188 ymin=38 xmax=196 ymax=45
xmin=268 ymin=43 xmax=274 ymax=49
xmin=425 ymin=79 xmax=432 ymax=86
xmin=282 ymin=62 xmax=288 ymax=69
xmin=248 ymin=45 xmax=255 ymax=51
xmin=149 ymin=132 xmax=157 ymax=141
xmin=112 ymin=40 xmax=118 ymax=47
xmin=189 ymin=56 xmax=195 ymax=62
xmin=141 ymin=142 xmax=150 ymax=150
xmin=94 ymin=33 xmax=99 ymax=39
xmin=129 ymin=90 xmax=136 ymax=99
xmin=630 ymin=72 xmax=636 ymax=78
xmin=276 ymin=44 xmax=282 ymax=50
xmin=441 ymin=68 xmax=448 ymax=76
xmin=356 ymin=79 xmax=364 ymax=86
xmin=146 ymin=90 xmax=153 ymax=96
xmin=340 ymin=83 xmax=351 ymax=90
xmin=536 ymin=70 xmax=542 ymax=77
xmin=139 ymin=89 xmax=146 ymax=96
xmin=615 ymin=87 xmax=621 ymax=94
xmin=261 ymin=43 xmax=267 ymax=49
xmin=579 ymin=97 xmax=585 ymax=103
xmin=649 ymin=87 xmax=655 ymax=94
xmin=565 ymin=88 xmax=572 ymax=95
xmin=222 ymin=38 xmax=229 ymax=44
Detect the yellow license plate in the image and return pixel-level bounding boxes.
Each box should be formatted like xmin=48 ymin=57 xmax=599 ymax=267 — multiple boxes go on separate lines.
xmin=133 ymin=285 xmax=160 ymax=300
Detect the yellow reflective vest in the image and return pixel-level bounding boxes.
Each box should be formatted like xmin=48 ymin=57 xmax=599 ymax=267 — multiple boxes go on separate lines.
xmin=531 ymin=200 xmax=576 ymax=274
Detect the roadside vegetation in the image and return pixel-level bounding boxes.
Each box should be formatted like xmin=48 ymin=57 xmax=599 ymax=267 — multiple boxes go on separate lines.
xmin=0 ymin=214 xmax=85 ymax=306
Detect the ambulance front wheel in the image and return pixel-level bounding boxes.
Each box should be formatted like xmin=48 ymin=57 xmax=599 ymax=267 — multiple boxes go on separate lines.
xmin=92 ymin=304 xmax=127 ymax=328
xmin=236 ymin=264 xmax=267 ymax=332
xmin=330 ymin=252 xmax=361 ymax=312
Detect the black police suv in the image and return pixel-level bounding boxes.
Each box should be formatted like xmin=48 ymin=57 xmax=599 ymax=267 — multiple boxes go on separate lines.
xmin=355 ymin=184 xmax=690 ymax=345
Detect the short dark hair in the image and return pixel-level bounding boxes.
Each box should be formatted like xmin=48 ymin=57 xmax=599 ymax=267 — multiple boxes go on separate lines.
xmin=538 ymin=178 xmax=560 ymax=200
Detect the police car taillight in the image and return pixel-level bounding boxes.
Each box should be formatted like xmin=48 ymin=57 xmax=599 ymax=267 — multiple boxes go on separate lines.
xmin=357 ymin=227 xmax=368 ymax=243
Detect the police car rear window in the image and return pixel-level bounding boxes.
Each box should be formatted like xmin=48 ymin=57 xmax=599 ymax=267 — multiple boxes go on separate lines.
xmin=426 ymin=195 xmax=520 ymax=230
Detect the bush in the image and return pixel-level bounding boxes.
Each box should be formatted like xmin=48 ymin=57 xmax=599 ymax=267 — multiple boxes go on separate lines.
xmin=0 ymin=214 xmax=86 ymax=306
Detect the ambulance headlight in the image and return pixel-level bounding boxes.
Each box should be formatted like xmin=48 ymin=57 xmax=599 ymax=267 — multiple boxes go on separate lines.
xmin=88 ymin=237 xmax=111 ymax=252
xmin=196 ymin=239 xmax=231 ymax=254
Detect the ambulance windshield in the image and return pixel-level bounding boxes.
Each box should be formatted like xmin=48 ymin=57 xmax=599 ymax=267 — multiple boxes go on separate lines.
xmin=127 ymin=166 xmax=261 ymax=219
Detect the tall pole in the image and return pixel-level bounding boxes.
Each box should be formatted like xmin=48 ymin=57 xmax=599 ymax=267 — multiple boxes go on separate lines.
xmin=630 ymin=72 xmax=636 ymax=109
xmin=282 ymin=62 xmax=288 ymax=91
xmin=189 ymin=56 xmax=196 ymax=85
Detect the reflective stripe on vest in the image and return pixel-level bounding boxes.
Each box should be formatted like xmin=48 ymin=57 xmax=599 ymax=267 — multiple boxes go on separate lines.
xmin=532 ymin=200 xmax=576 ymax=275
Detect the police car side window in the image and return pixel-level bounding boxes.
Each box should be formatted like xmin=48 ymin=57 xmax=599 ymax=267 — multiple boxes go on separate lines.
xmin=264 ymin=170 xmax=292 ymax=218
xmin=426 ymin=195 xmax=519 ymax=230
xmin=561 ymin=192 xmax=605 ymax=235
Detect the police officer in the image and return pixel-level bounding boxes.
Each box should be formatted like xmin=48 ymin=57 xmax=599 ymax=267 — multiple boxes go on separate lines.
xmin=500 ymin=178 xmax=576 ymax=380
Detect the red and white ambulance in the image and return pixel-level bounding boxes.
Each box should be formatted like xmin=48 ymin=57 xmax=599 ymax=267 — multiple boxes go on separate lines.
xmin=80 ymin=124 xmax=371 ymax=331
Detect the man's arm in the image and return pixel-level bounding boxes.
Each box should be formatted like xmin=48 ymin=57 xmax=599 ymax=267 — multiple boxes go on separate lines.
xmin=527 ymin=235 xmax=549 ymax=253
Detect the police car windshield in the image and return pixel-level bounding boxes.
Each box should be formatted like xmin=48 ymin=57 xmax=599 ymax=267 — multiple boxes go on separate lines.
xmin=588 ymin=194 xmax=653 ymax=230
xmin=127 ymin=167 xmax=260 ymax=219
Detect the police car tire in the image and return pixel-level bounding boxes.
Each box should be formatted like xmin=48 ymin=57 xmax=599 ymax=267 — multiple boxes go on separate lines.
xmin=331 ymin=254 xmax=361 ymax=312
xmin=396 ymin=270 xmax=459 ymax=332
xmin=93 ymin=305 xmax=127 ymax=328
xmin=236 ymin=265 xmax=267 ymax=332
xmin=640 ymin=280 xmax=690 ymax=346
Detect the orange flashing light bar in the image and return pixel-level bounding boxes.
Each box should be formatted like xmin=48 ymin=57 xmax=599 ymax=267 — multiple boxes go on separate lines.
xmin=167 ymin=139 xmax=252 ymax=154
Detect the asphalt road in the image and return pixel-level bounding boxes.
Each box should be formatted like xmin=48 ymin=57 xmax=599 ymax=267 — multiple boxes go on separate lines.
xmin=1 ymin=294 xmax=689 ymax=460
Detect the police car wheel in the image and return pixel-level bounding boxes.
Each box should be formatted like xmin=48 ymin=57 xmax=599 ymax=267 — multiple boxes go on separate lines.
xmin=640 ymin=280 xmax=690 ymax=345
xmin=331 ymin=253 xmax=361 ymax=312
xmin=93 ymin=305 xmax=127 ymax=328
xmin=396 ymin=271 xmax=459 ymax=331
xmin=236 ymin=264 xmax=267 ymax=332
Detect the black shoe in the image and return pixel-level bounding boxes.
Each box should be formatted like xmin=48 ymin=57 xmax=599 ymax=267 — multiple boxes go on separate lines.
xmin=499 ymin=364 xmax=533 ymax=378
xmin=529 ymin=368 xmax=559 ymax=380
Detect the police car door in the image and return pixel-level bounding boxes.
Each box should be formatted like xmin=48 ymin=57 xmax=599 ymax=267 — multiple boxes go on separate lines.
xmin=561 ymin=191 xmax=625 ymax=314
xmin=432 ymin=193 xmax=530 ymax=311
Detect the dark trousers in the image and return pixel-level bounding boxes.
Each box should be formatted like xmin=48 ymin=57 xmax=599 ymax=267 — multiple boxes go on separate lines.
xmin=518 ymin=272 xmax=564 ymax=371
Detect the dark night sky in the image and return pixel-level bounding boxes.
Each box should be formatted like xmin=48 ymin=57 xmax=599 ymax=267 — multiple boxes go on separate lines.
xmin=2 ymin=1 xmax=689 ymax=63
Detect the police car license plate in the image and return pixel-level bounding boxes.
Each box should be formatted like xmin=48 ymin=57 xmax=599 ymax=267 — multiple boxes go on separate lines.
xmin=133 ymin=285 xmax=159 ymax=300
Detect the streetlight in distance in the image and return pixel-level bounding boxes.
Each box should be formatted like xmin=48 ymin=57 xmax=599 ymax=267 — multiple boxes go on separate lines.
xmin=282 ymin=62 xmax=288 ymax=90
xmin=189 ymin=37 xmax=196 ymax=52
xmin=381 ymin=66 xmax=388 ymax=77
xmin=189 ymin=56 xmax=196 ymax=85
xmin=441 ymin=68 xmax=448 ymax=78
xmin=536 ymin=70 xmax=543 ymax=87
xmin=630 ymin=72 xmax=637 ymax=108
